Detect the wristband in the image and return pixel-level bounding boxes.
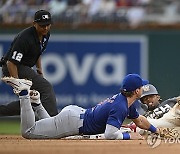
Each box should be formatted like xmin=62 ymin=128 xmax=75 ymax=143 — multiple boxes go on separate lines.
xmin=148 ymin=124 xmax=157 ymax=133
xmin=122 ymin=132 xmax=130 ymax=140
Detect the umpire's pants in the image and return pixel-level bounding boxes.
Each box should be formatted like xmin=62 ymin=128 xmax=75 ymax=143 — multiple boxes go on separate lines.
xmin=0 ymin=64 xmax=58 ymax=116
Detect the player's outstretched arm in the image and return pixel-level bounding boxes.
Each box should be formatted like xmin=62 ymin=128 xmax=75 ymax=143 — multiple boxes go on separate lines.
xmin=132 ymin=115 xmax=158 ymax=133
xmin=104 ymin=124 xmax=144 ymax=140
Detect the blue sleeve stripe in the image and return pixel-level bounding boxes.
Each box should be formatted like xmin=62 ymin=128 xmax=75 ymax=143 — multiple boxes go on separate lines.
xmin=122 ymin=132 xmax=130 ymax=140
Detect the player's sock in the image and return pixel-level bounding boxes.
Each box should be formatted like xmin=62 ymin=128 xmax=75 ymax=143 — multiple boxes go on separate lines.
xmin=19 ymin=90 xmax=28 ymax=96
xmin=31 ymin=103 xmax=40 ymax=107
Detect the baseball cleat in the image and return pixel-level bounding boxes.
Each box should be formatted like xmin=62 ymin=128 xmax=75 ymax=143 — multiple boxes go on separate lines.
xmin=29 ymin=90 xmax=41 ymax=104
xmin=1 ymin=77 xmax=32 ymax=94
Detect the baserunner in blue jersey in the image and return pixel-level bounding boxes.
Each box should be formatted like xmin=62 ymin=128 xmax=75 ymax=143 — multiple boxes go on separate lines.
xmin=1 ymin=74 xmax=159 ymax=140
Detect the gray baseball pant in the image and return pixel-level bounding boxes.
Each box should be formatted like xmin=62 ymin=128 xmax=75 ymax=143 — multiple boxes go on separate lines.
xmin=20 ymin=95 xmax=85 ymax=139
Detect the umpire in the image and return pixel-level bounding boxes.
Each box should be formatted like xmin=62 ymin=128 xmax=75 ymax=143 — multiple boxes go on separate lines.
xmin=0 ymin=10 xmax=58 ymax=116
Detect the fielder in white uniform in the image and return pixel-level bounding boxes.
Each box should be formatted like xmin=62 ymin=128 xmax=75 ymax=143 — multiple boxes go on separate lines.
xmin=126 ymin=84 xmax=180 ymax=133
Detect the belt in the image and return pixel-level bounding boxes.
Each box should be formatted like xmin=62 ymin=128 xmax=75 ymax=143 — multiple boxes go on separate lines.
xmin=79 ymin=113 xmax=85 ymax=134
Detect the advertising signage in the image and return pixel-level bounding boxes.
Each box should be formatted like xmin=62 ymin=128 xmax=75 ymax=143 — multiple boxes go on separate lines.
xmin=0 ymin=35 xmax=148 ymax=109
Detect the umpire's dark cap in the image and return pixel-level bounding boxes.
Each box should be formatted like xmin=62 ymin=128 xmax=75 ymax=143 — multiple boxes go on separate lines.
xmin=34 ymin=10 xmax=52 ymax=26
xmin=121 ymin=74 xmax=149 ymax=92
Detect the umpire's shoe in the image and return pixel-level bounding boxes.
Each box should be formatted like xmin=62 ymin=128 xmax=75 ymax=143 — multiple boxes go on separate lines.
xmin=29 ymin=90 xmax=41 ymax=105
xmin=1 ymin=77 xmax=32 ymax=94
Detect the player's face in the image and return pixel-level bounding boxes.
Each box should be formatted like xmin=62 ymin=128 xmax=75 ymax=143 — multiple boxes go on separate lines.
xmin=141 ymin=94 xmax=160 ymax=109
xmin=34 ymin=23 xmax=51 ymax=36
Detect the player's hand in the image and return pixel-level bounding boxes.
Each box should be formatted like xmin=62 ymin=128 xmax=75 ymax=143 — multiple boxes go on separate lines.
xmin=129 ymin=132 xmax=144 ymax=140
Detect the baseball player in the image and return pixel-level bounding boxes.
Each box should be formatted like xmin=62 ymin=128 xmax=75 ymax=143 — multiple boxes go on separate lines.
xmin=0 ymin=10 xmax=58 ymax=116
xmin=1 ymin=74 xmax=159 ymax=140
xmin=140 ymin=84 xmax=180 ymax=128
xmin=136 ymin=84 xmax=178 ymax=119
xmin=126 ymin=84 xmax=180 ymax=134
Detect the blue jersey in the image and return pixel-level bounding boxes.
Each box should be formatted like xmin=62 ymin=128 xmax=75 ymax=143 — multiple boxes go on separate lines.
xmin=82 ymin=93 xmax=139 ymax=135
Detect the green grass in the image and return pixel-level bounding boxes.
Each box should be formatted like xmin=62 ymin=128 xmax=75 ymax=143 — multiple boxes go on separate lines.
xmin=0 ymin=119 xmax=20 ymax=134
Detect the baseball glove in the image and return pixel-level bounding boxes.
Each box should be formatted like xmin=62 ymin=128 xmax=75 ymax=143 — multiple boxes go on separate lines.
xmin=158 ymin=127 xmax=180 ymax=138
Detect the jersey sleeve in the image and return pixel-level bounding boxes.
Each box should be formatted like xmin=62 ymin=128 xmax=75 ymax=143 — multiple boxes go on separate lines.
xmin=127 ymin=103 xmax=139 ymax=119
xmin=106 ymin=107 xmax=126 ymax=129
xmin=8 ymin=37 xmax=28 ymax=65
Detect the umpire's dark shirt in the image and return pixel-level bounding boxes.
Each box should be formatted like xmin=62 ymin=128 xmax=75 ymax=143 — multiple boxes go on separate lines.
xmin=4 ymin=26 xmax=50 ymax=67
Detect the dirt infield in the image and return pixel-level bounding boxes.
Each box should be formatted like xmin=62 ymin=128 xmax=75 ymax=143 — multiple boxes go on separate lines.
xmin=0 ymin=135 xmax=179 ymax=154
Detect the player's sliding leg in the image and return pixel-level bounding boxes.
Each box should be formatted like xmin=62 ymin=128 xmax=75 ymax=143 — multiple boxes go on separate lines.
xmin=19 ymin=92 xmax=36 ymax=137
xmin=20 ymin=91 xmax=59 ymax=139
xmin=1 ymin=77 xmax=57 ymax=139
xmin=1 ymin=77 xmax=84 ymax=139
xmin=1 ymin=77 xmax=35 ymax=136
